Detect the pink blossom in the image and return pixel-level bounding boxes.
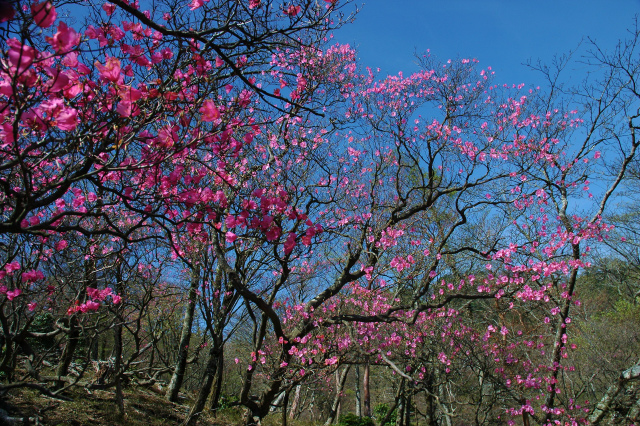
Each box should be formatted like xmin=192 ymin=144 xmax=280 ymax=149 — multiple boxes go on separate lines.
xmin=200 ymin=100 xmax=220 ymax=122
xmin=102 ymin=2 xmax=116 ymax=15
xmin=56 ymin=240 xmax=68 ymax=250
xmin=265 ymin=226 xmax=281 ymax=241
xmin=284 ymin=232 xmax=296 ymax=254
xmin=47 ymin=22 xmax=79 ymax=53
xmin=5 ymin=262 xmax=20 ymax=273
xmin=225 ymin=231 xmax=238 ymax=243
xmin=283 ymin=4 xmax=301 ymax=16
xmin=31 ymin=1 xmax=56 ymax=28
xmin=116 ymin=101 xmax=132 ymax=117
xmin=72 ymin=194 xmax=85 ymax=208
xmin=80 ymin=300 xmax=100 ymax=312
xmin=6 ymin=288 xmax=21 ymax=300
xmin=189 ymin=0 xmax=204 ymax=10
xmin=45 ymin=67 xmax=70 ymax=92
xmin=87 ymin=287 xmax=113 ymax=301
xmin=249 ymin=0 xmax=260 ymax=8
xmin=95 ymin=56 xmax=121 ymax=82
xmin=7 ymin=39 xmax=36 ymax=74
xmin=0 ymin=123 xmax=13 ymax=143
xmin=324 ymin=356 xmax=338 ymax=365
xmin=22 ymin=270 xmax=44 ymax=282
xmin=56 ymin=107 xmax=78 ymax=131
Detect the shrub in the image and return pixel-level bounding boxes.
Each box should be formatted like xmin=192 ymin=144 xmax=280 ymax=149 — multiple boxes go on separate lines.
xmin=338 ymin=413 xmax=374 ymax=426
xmin=373 ymin=404 xmax=397 ymax=426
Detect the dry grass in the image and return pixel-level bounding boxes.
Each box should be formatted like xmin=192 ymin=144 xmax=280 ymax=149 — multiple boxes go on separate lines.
xmin=0 ymin=385 xmax=239 ymax=426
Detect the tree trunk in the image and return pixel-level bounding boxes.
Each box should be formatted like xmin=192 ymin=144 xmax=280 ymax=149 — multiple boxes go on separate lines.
xmin=208 ymin=352 xmax=224 ymax=414
xmin=325 ymin=365 xmax=351 ymax=426
xmin=439 ymin=378 xmax=452 ymax=426
xmin=56 ymin=253 xmax=95 ymax=388
xmin=589 ymin=362 xmax=640 ymax=424
xmin=289 ymin=385 xmax=301 ymax=419
xmin=167 ymin=266 xmax=200 ymax=402
xmin=114 ymin=264 xmax=125 ymax=417
xmin=424 ymin=373 xmax=436 ymax=426
xmin=90 ymin=334 xmax=98 ymax=361
xmin=182 ymin=340 xmax=222 ymax=426
xmin=355 ymin=364 xmax=361 ymax=417
xmin=403 ymin=385 xmax=411 ymax=426
xmin=55 ymin=316 xmax=79 ymax=389
xmin=281 ymin=391 xmax=289 ymax=426
xmin=379 ymin=381 xmax=403 ymax=426
xmin=114 ymin=316 xmax=125 ymax=417
xmin=395 ymin=379 xmax=405 ymax=426
xmin=100 ymin=334 xmax=107 ymax=360
xmin=363 ymin=362 xmax=371 ymax=417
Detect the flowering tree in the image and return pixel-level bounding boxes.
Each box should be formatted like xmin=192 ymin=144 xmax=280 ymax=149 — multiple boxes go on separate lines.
xmin=0 ymin=0 xmax=356 ymax=416
xmin=2 ymin=0 xmax=640 ymax=425
xmin=216 ymin=43 xmax=640 ymax=424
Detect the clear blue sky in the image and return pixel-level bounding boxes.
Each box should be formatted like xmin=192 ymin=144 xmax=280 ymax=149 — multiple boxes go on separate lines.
xmin=334 ymin=0 xmax=640 ymax=86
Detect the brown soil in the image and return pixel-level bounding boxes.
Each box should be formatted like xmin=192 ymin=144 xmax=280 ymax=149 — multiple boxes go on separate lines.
xmin=0 ymin=386 xmax=234 ymax=426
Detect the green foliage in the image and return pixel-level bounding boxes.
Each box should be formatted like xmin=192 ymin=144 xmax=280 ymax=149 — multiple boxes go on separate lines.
xmin=26 ymin=313 xmax=57 ymax=353
xmin=338 ymin=413 xmax=374 ymax=426
xmin=602 ymin=299 xmax=640 ymax=324
xmin=217 ymin=394 xmax=239 ymax=410
xmin=373 ymin=403 xmax=397 ymax=426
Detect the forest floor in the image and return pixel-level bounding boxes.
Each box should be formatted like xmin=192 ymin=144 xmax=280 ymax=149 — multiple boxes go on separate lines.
xmin=0 ymin=385 xmax=243 ymax=426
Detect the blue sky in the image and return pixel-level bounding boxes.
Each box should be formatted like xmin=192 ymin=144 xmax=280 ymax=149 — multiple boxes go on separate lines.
xmin=334 ymin=0 xmax=640 ymax=86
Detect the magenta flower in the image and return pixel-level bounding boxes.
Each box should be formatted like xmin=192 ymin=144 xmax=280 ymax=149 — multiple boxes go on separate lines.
xmin=6 ymin=288 xmax=21 ymax=301
xmin=47 ymin=22 xmax=79 ymax=53
xmin=199 ymin=100 xmax=220 ymax=122
xmin=7 ymin=39 xmax=36 ymax=74
xmin=31 ymin=1 xmax=56 ymax=28
xmin=283 ymin=4 xmax=300 ymax=16
xmin=95 ymin=56 xmax=121 ymax=82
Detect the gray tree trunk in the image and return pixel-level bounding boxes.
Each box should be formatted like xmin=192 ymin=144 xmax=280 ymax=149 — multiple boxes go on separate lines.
xmin=208 ymin=352 xmax=224 ymax=413
xmin=167 ymin=266 xmax=200 ymax=402
xmin=355 ymin=364 xmax=361 ymax=417
xmin=182 ymin=341 xmax=222 ymax=426
xmin=289 ymin=385 xmax=301 ymax=419
xmin=589 ymin=362 xmax=640 ymax=424
xmin=114 ymin=263 xmax=125 ymax=416
xmin=325 ymin=365 xmax=351 ymax=426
